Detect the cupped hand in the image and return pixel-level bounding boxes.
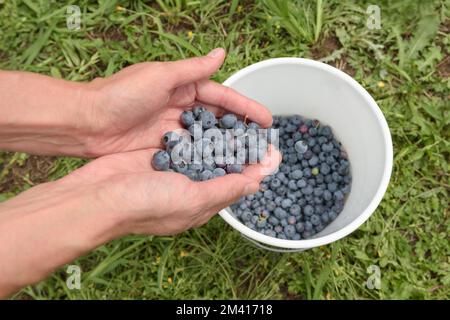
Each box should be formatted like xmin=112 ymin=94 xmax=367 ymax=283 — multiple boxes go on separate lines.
xmin=61 ymin=145 xmax=281 ymax=236
xmin=84 ymin=48 xmax=272 ymax=157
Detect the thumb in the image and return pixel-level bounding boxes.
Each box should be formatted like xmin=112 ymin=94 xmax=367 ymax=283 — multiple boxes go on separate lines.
xmin=164 ymin=48 xmax=226 ymax=88
xmin=195 ymin=145 xmax=282 ymax=211
xmin=197 ymin=174 xmax=260 ymax=209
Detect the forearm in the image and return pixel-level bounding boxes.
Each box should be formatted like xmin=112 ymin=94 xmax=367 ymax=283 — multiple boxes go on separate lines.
xmin=0 ymin=70 xmax=96 ymax=156
xmin=0 ymin=179 xmax=125 ymax=298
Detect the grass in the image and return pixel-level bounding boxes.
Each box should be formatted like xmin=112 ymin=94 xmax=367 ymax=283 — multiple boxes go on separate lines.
xmin=0 ymin=0 xmax=449 ymax=299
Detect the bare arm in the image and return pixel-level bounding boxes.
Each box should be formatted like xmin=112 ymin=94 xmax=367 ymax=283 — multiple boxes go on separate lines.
xmin=0 ymin=70 xmax=95 ymax=156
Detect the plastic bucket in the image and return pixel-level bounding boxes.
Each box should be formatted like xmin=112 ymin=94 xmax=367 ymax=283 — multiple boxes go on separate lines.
xmin=218 ymin=58 xmax=393 ymax=252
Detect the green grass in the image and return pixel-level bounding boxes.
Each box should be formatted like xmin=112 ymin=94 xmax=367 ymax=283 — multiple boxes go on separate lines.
xmin=0 ymin=0 xmax=449 ymax=299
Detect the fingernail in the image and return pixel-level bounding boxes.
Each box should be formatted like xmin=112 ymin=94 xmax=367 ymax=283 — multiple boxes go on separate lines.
xmin=244 ymin=182 xmax=259 ymax=195
xmin=207 ymin=48 xmax=224 ymax=58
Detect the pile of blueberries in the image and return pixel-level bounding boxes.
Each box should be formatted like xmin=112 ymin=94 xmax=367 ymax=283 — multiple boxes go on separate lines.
xmin=152 ymin=106 xmax=352 ymax=240
xmin=151 ymin=106 xmax=271 ymax=181
xmin=230 ymin=115 xmax=352 ymax=240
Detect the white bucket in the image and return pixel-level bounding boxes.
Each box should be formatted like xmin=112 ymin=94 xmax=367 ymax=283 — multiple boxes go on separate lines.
xmin=218 ymin=58 xmax=393 ymax=252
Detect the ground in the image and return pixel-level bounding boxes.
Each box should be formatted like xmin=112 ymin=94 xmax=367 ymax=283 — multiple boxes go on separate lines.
xmin=0 ymin=0 xmax=448 ymax=299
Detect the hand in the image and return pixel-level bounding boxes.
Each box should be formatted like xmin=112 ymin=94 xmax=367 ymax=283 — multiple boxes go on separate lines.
xmin=84 ymin=48 xmax=272 ymax=157
xmin=62 ymin=145 xmax=281 ymax=235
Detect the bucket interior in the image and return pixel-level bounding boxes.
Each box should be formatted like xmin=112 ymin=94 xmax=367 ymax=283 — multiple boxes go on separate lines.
xmin=225 ymin=61 xmax=389 ymax=238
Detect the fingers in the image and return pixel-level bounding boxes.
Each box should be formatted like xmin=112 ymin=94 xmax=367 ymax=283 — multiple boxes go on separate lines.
xmin=164 ymin=48 xmax=226 ymax=88
xmin=195 ymin=80 xmax=273 ymax=128
xmin=242 ymin=144 xmax=282 ymax=181
xmin=193 ymin=145 xmax=282 ymax=223
xmin=196 ymin=174 xmax=260 ymax=208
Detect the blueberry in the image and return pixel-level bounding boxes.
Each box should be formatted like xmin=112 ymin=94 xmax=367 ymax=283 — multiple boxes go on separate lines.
xmin=288 ymin=180 xmax=298 ymax=190
xmin=320 ymin=163 xmax=331 ymax=175
xmin=220 ymin=113 xmax=237 ymax=129
xmin=181 ymin=110 xmax=195 ymax=127
xmin=200 ymin=110 xmax=217 ymax=129
xmin=152 ymin=150 xmax=171 ymax=171
xmin=185 ymin=170 xmax=198 ymax=181
xmin=287 ymin=216 xmax=296 ymax=225
xmin=291 ymin=233 xmax=301 ymax=240
xmin=314 ymin=223 xmax=324 ymax=233
xmin=292 ymin=132 xmax=302 ymax=141
xmin=321 ymin=126 xmax=332 ymax=137
xmin=277 ymin=233 xmax=287 ymax=239
xmin=302 ymin=231 xmax=312 ymax=239
xmin=188 ymin=123 xmax=203 ymax=140
xmin=304 ymin=221 xmax=313 ymax=231
xmin=310 ymin=214 xmax=321 ymax=226
xmin=296 ymin=179 xmax=307 ymax=188
xmin=295 ymin=222 xmax=305 ymax=233
xmin=290 ymin=204 xmax=301 ymax=216
xmin=274 ymin=196 xmax=283 ymax=206
xmin=276 ymin=186 xmax=287 ymax=196
xmin=268 ymin=216 xmax=280 ymax=226
xmin=226 ymin=164 xmax=243 ymax=174
xmin=267 ymin=201 xmax=276 ymax=211
xmin=294 ymin=140 xmax=308 ymax=154
xmin=304 ymin=205 xmax=314 ymax=216
xmin=290 ymin=169 xmax=303 ymax=180
xmin=299 ymin=124 xmax=308 ymax=134
xmin=200 ymin=170 xmax=214 ymax=181
xmin=327 ymin=182 xmax=337 ymax=192
xmin=263 ymin=190 xmax=274 ymax=200
xmin=265 ymin=230 xmax=277 ymax=238
xmin=286 ymin=139 xmax=294 ymax=147
xmin=281 ymin=198 xmax=292 ymax=209
xmin=308 ymin=127 xmax=318 ymax=136
xmin=274 ymin=225 xmax=283 ymax=233
xmin=303 ymin=168 xmax=312 ymax=178
xmin=302 ymin=185 xmax=314 ymax=195
xmin=256 ymin=220 xmax=267 ymax=228
xmin=162 ymin=131 xmax=179 ymax=147
xmin=334 ymin=190 xmax=344 ymax=201
xmin=328 ymin=210 xmax=337 ymax=220
xmin=193 ymin=106 xmax=206 ymax=119
xmin=245 ymin=222 xmax=256 ymax=230
xmin=303 ymin=150 xmax=313 ymax=160
xmin=233 ymin=120 xmax=246 ymax=136
xmin=309 ymin=156 xmax=319 ymax=166
xmin=247 ymin=122 xmax=260 ymax=131
xmin=274 ymin=208 xmax=288 ymax=219
xmin=284 ymin=225 xmax=296 ymax=238
xmin=213 ymin=167 xmax=226 ymax=177
xmin=202 ymin=161 xmax=216 ymax=171
xmin=321 ymin=213 xmax=330 ymax=223
xmin=241 ymin=210 xmax=252 ymax=222
xmin=270 ymin=178 xmax=281 ymax=189
xmin=173 ymin=160 xmax=189 ymax=173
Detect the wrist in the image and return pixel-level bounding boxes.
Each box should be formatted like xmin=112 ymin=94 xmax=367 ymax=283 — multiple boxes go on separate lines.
xmin=0 ymin=70 xmax=102 ymax=157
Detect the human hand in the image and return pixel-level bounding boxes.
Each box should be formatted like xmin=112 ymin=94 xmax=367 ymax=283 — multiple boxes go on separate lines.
xmin=84 ymin=48 xmax=272 ymax=157
xmin=0 ymin=137 xmax=279 ymax=298
xmin=62 ymin=145 xmax=281 ymax=235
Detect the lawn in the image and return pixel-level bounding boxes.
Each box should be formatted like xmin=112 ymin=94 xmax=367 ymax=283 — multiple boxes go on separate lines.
xmin=0 ymin=0 xmax=448 ymax=299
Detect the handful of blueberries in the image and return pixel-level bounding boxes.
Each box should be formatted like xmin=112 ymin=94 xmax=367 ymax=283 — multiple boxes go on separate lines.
xmin=230 ymin=115 xmax=351 ymax=240
xmin=152 ymin=107 xmax=352 ymax=240
xmin=151 ymin=106 xmax=272 ymax=181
